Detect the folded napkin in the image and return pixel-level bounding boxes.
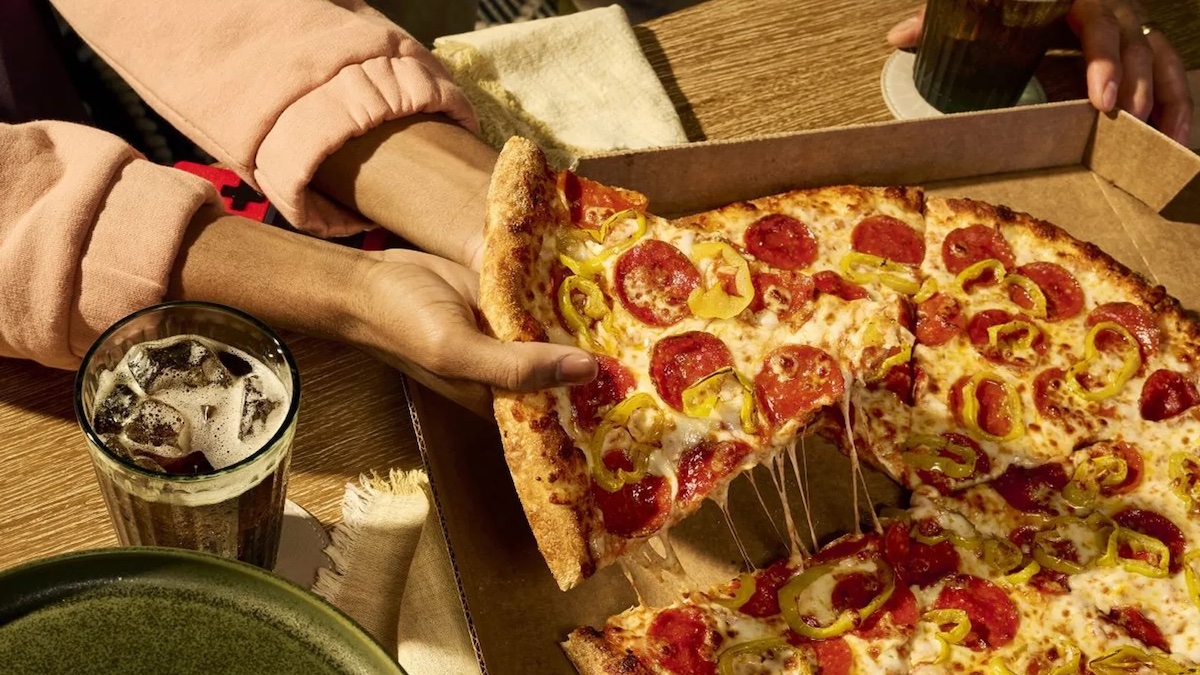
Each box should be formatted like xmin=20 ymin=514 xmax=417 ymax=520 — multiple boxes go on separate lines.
xmin=433 ymin=5 xmax=688 ymax=167
xmin=312 ymin=469 xmax=480 ymax=675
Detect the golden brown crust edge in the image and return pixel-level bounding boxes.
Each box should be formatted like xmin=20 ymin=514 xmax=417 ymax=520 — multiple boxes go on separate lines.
xmin=562 ymin=628 xmax=653 ymax=675
xmin=481 ymin=138 xmax=598 ymax=591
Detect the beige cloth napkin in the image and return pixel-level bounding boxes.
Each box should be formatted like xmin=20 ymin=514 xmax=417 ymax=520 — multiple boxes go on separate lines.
xmin=312 ymin=470 xmax=481 ymax=675
xmin=433 ymin=5 xmax=688 ymax=167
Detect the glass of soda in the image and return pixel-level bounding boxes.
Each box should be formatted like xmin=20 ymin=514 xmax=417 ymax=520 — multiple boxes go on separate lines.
xmin=74 ymin=302 xmax=300 ymax=569
xmin=913 ymin=0 xmax=1073 ymax=113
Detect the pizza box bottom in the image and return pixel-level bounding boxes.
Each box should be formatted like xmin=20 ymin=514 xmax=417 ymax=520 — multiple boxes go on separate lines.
xmin=408 ymin=101 xmax=1200 ymax=675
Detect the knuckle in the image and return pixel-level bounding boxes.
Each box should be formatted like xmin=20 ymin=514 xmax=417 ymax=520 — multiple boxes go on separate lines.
xmin=500 ymin=357 xmax=541 ymax=392
xmin=420 ymin=326 xmax=462 ymax=377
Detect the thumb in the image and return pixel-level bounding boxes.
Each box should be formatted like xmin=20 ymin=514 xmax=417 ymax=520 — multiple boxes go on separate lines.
xmin=448 ymin=333 xmax=598 ymax=392
xmin=886 ymin=13 xmax=924 ymax=49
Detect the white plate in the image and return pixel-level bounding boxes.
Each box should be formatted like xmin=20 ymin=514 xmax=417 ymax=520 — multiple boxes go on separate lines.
xmin=274 ymin=500 xmax=331 ymax=589
xmin=881 ymin=49 xmax=1047 ymax=120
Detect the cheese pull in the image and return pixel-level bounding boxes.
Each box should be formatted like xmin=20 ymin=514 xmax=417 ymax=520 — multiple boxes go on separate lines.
xmin=687 ymin=241 xmax=754 ymax=319
xmin=589 ymin=393 xmax=663 ymax=492
xmin=839 ymin=251 xmax=920 ymax=294
xmin=779 ymin=560 xmax=895 ymax=639
xmin=922 ymin=609 xmax=970 ymax=664
xmin=1064 ymin=321 xmax=1142 ymax=401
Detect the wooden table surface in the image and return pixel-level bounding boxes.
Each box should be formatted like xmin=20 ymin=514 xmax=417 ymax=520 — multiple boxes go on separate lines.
xmin=2 ymin=0 xmax=1197 ymax=572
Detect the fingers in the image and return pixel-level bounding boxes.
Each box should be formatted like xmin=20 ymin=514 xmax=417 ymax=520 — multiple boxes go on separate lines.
xmin=1146 ymin=29 xmax=1194 ymax=145
xmin=431 ymin=332 xmax=598 ymax=393
xmin=886 ymin=9 xmax=925 ymax=49
xmin=1069 ymin=0 xmax=1123 ymax=112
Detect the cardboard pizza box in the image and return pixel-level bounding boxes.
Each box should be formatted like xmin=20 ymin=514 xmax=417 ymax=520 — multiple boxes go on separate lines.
xmin=406 ymin=101 xmax=1200 ymax=674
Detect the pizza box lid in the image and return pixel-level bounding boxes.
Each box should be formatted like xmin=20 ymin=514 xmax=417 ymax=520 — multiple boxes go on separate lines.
xmin=408 ymin=101 xmax=1200 ymax=675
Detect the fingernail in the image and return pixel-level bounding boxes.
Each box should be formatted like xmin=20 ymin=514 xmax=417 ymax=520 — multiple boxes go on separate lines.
xmin=1101 ymin=81 xmax=1118 ymax=112
xmin=556 ymin=353 xmax=596 ymax=385
xmin=887 ymin=17 xmax=919 ymax=42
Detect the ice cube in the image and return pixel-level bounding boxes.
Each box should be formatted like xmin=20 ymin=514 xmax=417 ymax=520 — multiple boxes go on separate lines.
xmin=126 ymin=338 xmax=231 ymax=393
xmin=92 ymin=383 xmax=140 ymax=435
xmin=217 ymin=350 xmax=253 ymax=377
xmin=123 ymin=398 xmax=190 ymax=450
xmin=100 ymin=433 xmax=212 ymax=475
xmin=239 ymin=374 xmax=280 ymax=440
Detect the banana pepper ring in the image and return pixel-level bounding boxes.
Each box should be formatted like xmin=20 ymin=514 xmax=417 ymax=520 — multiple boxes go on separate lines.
xmin=922 ymin=609 xmax=971 ymax=664
xmin=589 ymin=393 xmax=662 ymax=492
xmin=717 ymin=638 xmax=801 ymax=675
xmin=1170 ymin=452 xmax=1200 ymax=512
xmin=986 ymin=320 xmax=1042 ymax=357
xmin=902 ymin=434 xmax=978 ymax=480
xmin=1064 ymin=321 xmax=1142 ymax=402
xmin=1089 ymin=646 xmax=1191 ymax=674
xmin=999 ymin=559 xmax=1041 ymax=585
xmin=1001 ymin=273 xmax=1049 ymax=319
xmin=1032 ymin=514 xmax=1111 ymax=576
xmin=687 ymin=241 xmax=754 ymax=319
xmin=954 ymin=259 xmax=1007 ymax=293
xmin=913 ymin=277 xmax=939 ymax=303
xmin=1098 ymin=525 xmax=1171 ymax=578
xmin=680 ymin=367 xmax=758 ymax=434
xmin=982 ymin=537 xmax=1024 ymax=575
xmin=875 ymin=342 xmax=913 ymax=381
xmin=839 ymin=252 xmax=920 ymax=295
xmin=961 ymin=372 xmax=1026 ymax=443
xmin=558 ymin=275 xmax=617 ymax=354
xmin=1184 ymin=549 xmax=1200 ymax=614
xmin=559 ymin=209 xmax=649 ymax=278
xmin=715 ymin=572 xmax=757 ymax=610
xmin=779 ymin=560 xmax=896 ymax=640
xmin=1062 ymin=455 xmax=1128 ymax=508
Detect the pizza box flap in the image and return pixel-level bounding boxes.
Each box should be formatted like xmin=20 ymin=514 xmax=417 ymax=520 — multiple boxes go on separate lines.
xmin=410 ymin=102 xmax=1200 ymax=675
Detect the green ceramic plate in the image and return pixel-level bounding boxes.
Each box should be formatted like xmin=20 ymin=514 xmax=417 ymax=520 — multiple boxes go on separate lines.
xmin=0 ymin=548 xmax=404 ymax=675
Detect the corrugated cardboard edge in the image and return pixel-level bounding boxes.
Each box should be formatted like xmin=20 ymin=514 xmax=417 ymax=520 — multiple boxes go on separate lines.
xmin=1085 ymin=109 xmax=1200 ymax=223
xmin=400 ymin=376 xmax=490 ymax=675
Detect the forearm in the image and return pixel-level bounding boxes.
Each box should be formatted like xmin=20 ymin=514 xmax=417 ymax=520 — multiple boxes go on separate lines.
xmin=168 ymin=205 xmax=371 ymax=344
xmin=312 ymin=114 xmax=497 ymax=271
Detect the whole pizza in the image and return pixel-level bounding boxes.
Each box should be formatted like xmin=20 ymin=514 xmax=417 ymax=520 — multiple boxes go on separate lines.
xmin=480 ymin=137 xmax=1200 ymax=674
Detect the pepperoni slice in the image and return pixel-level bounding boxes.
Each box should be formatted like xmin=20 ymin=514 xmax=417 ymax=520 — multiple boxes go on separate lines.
xmin=856 ymin=583 xmax=918 ymax=640
xmin=949 ymin=376 xmax=1016 ymax=439
xmin=738 ymin=559 xmax=796 ymax=618
xmin=591 ymin=453 xmax=671 ymax=538
xmin=1106 ymin=607 xmax=1170 ymax=653
xmin=784 ymin=636 xmax=853 ymax=675
xmin=649 ymin=332 xmax=734 ymax=412
xmin=913 ymin=433 xmax=991 ymax=494
xmin=676 ymin=440 xmax=751 ymax=505
xmin=558 ymin=171 xmax=648 ymax=230
xmin=1078 ymin=441 xmax=1144 ymax=496
xmin=1029 ymin=568 xmax=1071 ymax=595
xmin=851 ymin=215 xmax=925 ymax=265
xmin=941 ymin=225 xmax=1015 ymax=276
xmin=744 ymin=214 xmax=818 ymax=270
xmin=882 ymin=521 xmax=960 ymax=588
xmin=1008 ymin=262 xmax=1084 ymax=321
xmin=568 ymin=355 xmax=635 ymax=432
xmin=932 ymin=575 xmax=1020 ymax=650
xmin=812 ymin=271 xmax=868 ymax=301
xmin=813 ymin=533 xmax=882 ymax=564
xmin=1140 ymin=369 xmax=1200 ymax=422
xmin=1033 ymin=367 xmax=1070 ymax=421
xmin=646 ymin=607 xmax=720 ymax=675
xmin=878 ymin=358 xmax=916 ymax=406
xmin=1087 ymin=302 xmax=1161 ymax=358
xmin=614 ymin=240 xmax=701 ymax=327
xmin=915 ymin=293 xmax=967 ymax=346
xmin=990 ymin=463 xmax=1069 ymax=514
xmin=749 ymin=271 xmax=815 ymax=320
xmin=754 ymin=345 xmax=844 ymax=428
xmin=1112 ymin=507 xmax=1185 ymax=573
xmin=966 ymin=309 xmax=1047 ymax=367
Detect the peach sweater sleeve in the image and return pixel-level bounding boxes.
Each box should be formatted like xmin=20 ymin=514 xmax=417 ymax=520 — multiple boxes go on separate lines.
xmin=0 ymin=122 xmax=218 ymax=368
xmin=50 ymin=0 xmax=478 ymax=236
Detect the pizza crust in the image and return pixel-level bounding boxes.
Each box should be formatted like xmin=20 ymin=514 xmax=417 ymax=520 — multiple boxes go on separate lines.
xmin=561 ymin=628 xmax=652 ymax=675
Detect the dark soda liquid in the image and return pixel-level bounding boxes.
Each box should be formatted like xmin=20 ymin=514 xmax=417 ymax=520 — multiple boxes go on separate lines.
xmin=93 ymin=453 xmax=290 ymax=569
xmin=914 ymin=0 xmax=1071 ymax=113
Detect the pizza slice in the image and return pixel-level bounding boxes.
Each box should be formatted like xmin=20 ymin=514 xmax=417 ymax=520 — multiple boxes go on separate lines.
xmin=480 ymin=138 xmax=917 ymax=590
